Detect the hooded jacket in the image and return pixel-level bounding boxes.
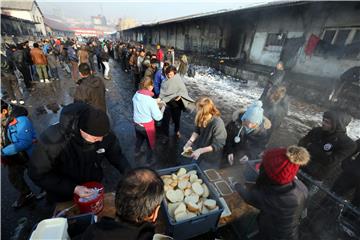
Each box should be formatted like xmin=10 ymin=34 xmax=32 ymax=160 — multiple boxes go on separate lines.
xmin=299 ymin=110 xmax=356 ymax=181
xmin=30 ymin=47 xmax=47 ymax=65
xmin=224 ymin=109 xmax=272 ymax=160
xmin=74 ymin=75 xmax=106 ymax=112
xmin=235 ymin=171 xmax=308 ymax=240
xmin=80 ymin=217 xmax=155 ymax=240
xmin=28 ymin=103 xmax=129 ymax=202
xmin=1 ymin=105 xmax=36 ymax=158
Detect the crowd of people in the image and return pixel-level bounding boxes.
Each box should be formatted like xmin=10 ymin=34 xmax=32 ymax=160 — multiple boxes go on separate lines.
xmin=1 ymin=36 xmax=359 ymax=240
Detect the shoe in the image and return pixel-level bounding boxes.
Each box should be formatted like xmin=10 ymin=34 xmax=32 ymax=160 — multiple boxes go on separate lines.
xmin=36 ymin=190 xmax=47 ymax=200
xmin=19 ymin=100 xmax=25 ymax=105
xmin=12 ymin=192 xmax=35 ymax=208
xmin=45 ymin=79 xmax=50 ymax=83
xmin=40 ymin=79 xmax=44 ymax=83
xmin=10 ymin=99 xmax=17 ymax=104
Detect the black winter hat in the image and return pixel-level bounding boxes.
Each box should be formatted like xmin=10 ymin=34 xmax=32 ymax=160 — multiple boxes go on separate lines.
xmin=78 ymin=107 xmax=110 ymax=137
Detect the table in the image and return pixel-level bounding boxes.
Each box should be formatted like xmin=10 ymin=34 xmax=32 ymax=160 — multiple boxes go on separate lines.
xmin=54 ymin=165 xmax=258 ymax=235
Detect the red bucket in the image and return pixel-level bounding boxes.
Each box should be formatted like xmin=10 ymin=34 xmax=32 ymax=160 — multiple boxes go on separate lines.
xmin=73 ymin=182 xmax=104 ymax=214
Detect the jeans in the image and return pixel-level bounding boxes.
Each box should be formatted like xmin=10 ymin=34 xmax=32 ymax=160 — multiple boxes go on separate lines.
xmin=50 ymin=67 xmax=59 ymax=79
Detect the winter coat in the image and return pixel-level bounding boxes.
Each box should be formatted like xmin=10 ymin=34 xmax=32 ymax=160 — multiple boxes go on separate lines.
xmin=224 ymin=109 xmax=272 ymax=160
xmin=260 ymin=69 xmax=285 ymax=101
xmin=235 ymin=177 xmax=308 ymax=240
xmin=153 ymin=69 xmax=166 ymax=97
xmin=47 ymin=53 xmax=58 ymax=69
xmin=12 ymin=50 xmax=24 ymax=68
xmin=74 ymin=75 xmax=106 ymax=112
xmin=23 ymin=47 xmax=33 ymax=65
xmin=30 ymin=48 xmax=47 ymax=65
xmin=1 ymin=105 xmax=36 ymax=158
xmin=1 ymin=53 xmax=14 ymax=74
xmin=144 ymin=67 xmax=156 ymax=80
xmin=67 ymin=46 xmax=78 ymax=62
xmin=262 ymin=94 xmax=288 ymax=131
xmin=299 ymin=112 xmax=357 ymax=181
xmin=159 ymin=74 xmax=195 ymax=111
xmin=28 ymin=103 xmax=130 ymax=202
xmin=194 ymin=116 xmax=227 ymax=169
xmin=156 ymin=49 xmax=164 ymax=62
xmin=80 ymin=217 xmax=155 ymax=240
xmin=178 ymin=55 xmax=188 ymax=77
xmin=78 ymin=49 xmax=89 ymax=64
xmin=340 ymin=139 xmax=360 ymax=180
xmin=100 ymin=50 xmax=109 ymax=62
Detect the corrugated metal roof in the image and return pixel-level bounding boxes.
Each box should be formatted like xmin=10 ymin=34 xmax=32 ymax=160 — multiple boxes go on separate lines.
xmin=44 ymin=17 xmax=73 ymax=32
xmin=124 ymin=1 xmax=304 ymax=31
xmin=1 ymin=0 xmax=34 ymax=11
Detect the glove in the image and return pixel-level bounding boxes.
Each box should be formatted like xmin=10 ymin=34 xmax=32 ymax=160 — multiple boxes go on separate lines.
xmin=191 ymin=148 xmax=203 ymax=160
xmin=227 ymin=154 xmax=234 ymax=166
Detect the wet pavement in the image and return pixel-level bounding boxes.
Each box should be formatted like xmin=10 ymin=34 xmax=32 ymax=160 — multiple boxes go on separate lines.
xmin=1 ymin=58 xmax=358 ymax=239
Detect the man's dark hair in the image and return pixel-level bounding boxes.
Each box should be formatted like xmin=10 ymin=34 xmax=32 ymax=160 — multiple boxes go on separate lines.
xmin=150 ymin=58 xmax=158 ymax=65
xmin=33 ymin=42 xmax=39 ymax=48
xmin=115 ymin=167 xmax=164 ymax=223
xmin=165 ymin=65 xmax=177 ymax=75
xmin=79 ymin=63 xmax=91 ymax=76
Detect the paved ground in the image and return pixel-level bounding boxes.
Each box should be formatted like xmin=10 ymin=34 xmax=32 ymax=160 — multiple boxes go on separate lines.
xmin=1 ymin=58 xmax=357 ymax=239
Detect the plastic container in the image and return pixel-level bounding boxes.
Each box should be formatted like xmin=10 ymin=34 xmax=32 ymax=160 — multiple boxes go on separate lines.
xmin=30 ymin=218 xmax=70 ymax=240
xmin=157 ymin=164 xmax=224 ymax=240
xmin=73 ymin=182 xmax=104 ymax=214
xmin=67 ymin=213 xmax=96 ymax=238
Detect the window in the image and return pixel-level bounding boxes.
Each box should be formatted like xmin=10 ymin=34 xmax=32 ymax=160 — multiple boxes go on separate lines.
xmin=334 ymin=29 xmax=351 ymax=46
xmin=323 ymin=30 xmax=336 ymax=43
xmin=265 ymin=33 xmax=284 ymax=46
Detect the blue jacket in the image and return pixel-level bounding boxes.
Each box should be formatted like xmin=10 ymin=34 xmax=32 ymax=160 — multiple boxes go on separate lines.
xmin=132 ymin=91 xmax=163 ymax=124
xmin=2 ymin=107 xmax=36 ymax=157
xmin=67 ymin=46 xmax=78 ymax=62
xmin=153 ymin=69 xmax=166 ymax=97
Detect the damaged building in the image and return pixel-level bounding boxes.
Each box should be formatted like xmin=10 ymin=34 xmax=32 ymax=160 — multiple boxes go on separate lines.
xmin=121 ymin=1 xmax=360 ymax=117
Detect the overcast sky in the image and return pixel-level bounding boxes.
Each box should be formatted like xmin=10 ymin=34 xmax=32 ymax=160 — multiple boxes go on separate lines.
xmin=37 ymin=0 xmax=272 ymax=24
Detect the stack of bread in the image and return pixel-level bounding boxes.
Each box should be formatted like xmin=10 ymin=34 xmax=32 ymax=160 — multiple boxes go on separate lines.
xmin=161 ymin=168 xmax=219 ymax=222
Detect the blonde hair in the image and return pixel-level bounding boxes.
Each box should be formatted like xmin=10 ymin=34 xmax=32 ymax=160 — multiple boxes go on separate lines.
xmin=195 ymin=97 xmax=221 ymax=128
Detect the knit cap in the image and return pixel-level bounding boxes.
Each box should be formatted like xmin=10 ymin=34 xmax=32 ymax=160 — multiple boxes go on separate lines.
xmin=241 ymin=101 xmax=264 ymax=125
xmin=79 ymin=107 xmax=110 ymax=137
xmin=262 ymin=145 xmax=310 ymax=185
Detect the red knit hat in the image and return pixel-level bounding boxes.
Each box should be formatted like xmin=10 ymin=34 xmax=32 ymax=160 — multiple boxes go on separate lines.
xmin=262 ymin=146 xmax=310 ymax=185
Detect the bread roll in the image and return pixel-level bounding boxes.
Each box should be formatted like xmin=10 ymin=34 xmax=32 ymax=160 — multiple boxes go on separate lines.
xmin=163 ymin=178 xmax=173 ymax=185
xmin=170 ymin=180 xmax=178 ymax=188
xmin=184 ymin=194 xmax=199 ymax=204
xmin=174 ymin=202 xmax=186 ymax=216
xmin=164 ymin=185 xmax=173 ymax=192
xmin=178 ymin=180 xmax=189 ymax=190
xmin=202 ymin=183 xmax=210 ymax=198
xmin=171 ymin=173 xmax=177 ymax=180
xmin=189 ymin=174 xmax=198 ymax=183
xmin=192 ymin=182 xmax=204 ymax=196
xmin=166 ymin=189 xmax=184 ymax=203
xmin=161 ymin=175 xmax=172 ymax=180
xmin=168 ymin=202 xmax=180 ymax=218
xmin=175 ymin=211 xmax=188 ymax=222
xmin=177 ymin=168 xmax=187 ymax=177
xmin=204 ymin=199 xmax=217 ymax=210
xmin=186 ymin=201 xmax=200 ymax=212
xmin=187 ymin=170 xmax=197 ymax=176
xmin=184 ymin=188 xmax=192 ymax=196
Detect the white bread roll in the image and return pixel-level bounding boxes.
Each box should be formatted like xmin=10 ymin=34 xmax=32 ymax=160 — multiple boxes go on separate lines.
xmin=204 ymin=199 xmax=217 ymax=210
xmin=184 ymin=188 xmax=192 ymax=196
xmin=167 ymin=202 xmax=180 ymax=218
xmin=184 ymin=194 xmax=199 ymax=204
xmin=192 ymin=182 xmax=204 ymax=196
xmin=178 ymin=180 xmax=189 ymax=190
xmin=189 ymin=174 xmax=198 ymax=183
xmin=202 ymin=183 xmax=210 ymax=198
xmin=166 ymin=189 xmax=184 ymax=203
xmin=187 ymin=170 xmax=197 ymax=176
xmin=186 ymin=201 xmax=200 ymax=212
xmin=177 ymin=168 xmax=187 ymax=177
xmin=174 ymin=202 xmax=186 ymax=216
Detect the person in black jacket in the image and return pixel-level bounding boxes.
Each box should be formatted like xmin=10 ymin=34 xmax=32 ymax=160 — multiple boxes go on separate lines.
xmin=224 ymin=101 xmax=271 ymax=166
xmin=28 ymin=103 xmax=130 ymax=202
xmin=81 ymin=167 xmax=164 ymax=240
xmin=259 ymin=61 xmax=285 ymax=101
xmin=231 ymin=145 xmax=310 ymax=240
xmin=299 ymin=110 xmax=356 ymax=182
xmin=331 ymin=139 xmax=360 ymax=208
